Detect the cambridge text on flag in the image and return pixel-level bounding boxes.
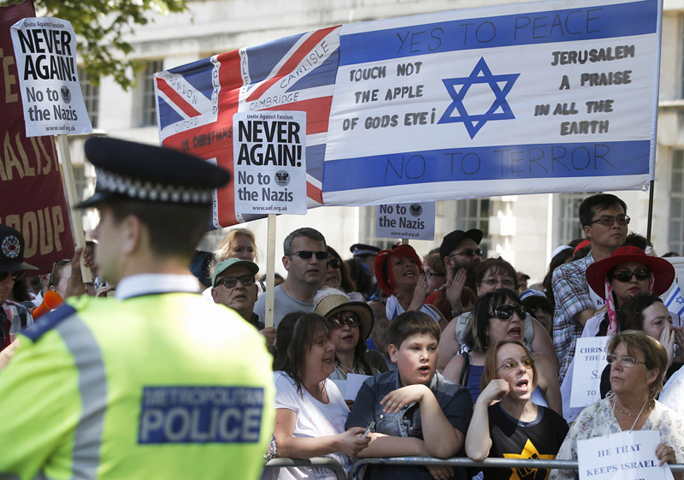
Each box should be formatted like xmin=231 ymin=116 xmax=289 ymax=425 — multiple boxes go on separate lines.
xmin=155 ymin=27 xmax=339 ymax=227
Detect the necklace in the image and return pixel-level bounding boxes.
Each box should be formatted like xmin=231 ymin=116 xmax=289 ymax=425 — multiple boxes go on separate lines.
xmin=336 ymin=362 xmax=358 ymax=375
xmin=612 ymin=396 xmax=651 ymax=431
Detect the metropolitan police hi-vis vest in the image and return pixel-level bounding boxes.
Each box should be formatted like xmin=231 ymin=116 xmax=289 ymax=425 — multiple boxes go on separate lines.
xmin=0 ymin=293 xmax=275 ymax=480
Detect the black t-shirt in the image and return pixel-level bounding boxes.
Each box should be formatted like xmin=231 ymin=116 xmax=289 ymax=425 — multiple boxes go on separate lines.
xmin=483 ymin=403 xmax=569 ymax=480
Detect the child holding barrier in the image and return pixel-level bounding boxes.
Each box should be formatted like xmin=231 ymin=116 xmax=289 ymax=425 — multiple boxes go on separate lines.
xmin=346 ymin=311 xmax=472 ymax=480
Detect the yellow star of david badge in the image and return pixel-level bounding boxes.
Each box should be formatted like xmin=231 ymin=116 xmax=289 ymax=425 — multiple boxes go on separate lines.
xmin=502 ymin=439 xmax=556 ymax=480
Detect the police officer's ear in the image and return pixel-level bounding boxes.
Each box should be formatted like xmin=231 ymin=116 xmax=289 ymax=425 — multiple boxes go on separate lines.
xmin=211 ymin=287 xmax=219 ymax=304
xmin=121 ymin=214 xmax=145 ymax=255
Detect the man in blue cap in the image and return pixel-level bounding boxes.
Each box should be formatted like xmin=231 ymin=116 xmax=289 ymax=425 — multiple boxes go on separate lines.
xmin=0 ymin=137 xmax=274 ymax=480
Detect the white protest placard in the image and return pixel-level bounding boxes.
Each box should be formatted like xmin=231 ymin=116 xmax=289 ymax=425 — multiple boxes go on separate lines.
xmin=570 ymin=336 xmax=610 ymax=408
xmin=346 ymin=374 xmax=370 ymax=401
xmin=376 ymin=202 xmax=435 ymax=240
xmin=10 ymin=18 xmax=93 ymax=137
xmin=232 ymin=111 xmax=307 ymax=216
xmin=330 ymin=374 xmax=371 ymax=401
xmin=578 ymin=430 xmax=671 ymax=480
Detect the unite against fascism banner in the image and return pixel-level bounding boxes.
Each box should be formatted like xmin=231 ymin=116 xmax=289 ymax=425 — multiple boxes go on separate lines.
xmin=156 ymin=0 xmax=660 ymax=223
xmin=0 ymin=0 xmax=75 ymax=274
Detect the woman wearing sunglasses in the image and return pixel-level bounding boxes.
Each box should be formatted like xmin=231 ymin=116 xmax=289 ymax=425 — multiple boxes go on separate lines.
xmin=551 ymin=331 xmax=684 ymax=480
xmin=314 ymin=288 xmax=388 ymax=380
xmin=583 ymin=245 xmax=675 ymax=338
xmin=561 ymin=246 xmax=676 ymax=422
xmin=466 ymin=340 xmax=568 ymax=479
xmin=323 ymin=246 xmax=365 ymax=302
xmin=443 ymin=289 xmax=562 ymax=414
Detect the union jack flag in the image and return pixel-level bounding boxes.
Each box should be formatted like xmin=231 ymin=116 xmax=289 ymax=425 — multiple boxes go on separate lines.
xmin=155 ymin=26 xmax=341 ymax=226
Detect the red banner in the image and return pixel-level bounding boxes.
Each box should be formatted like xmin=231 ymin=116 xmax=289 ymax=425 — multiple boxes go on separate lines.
xmin=0 ymin=0 xmax=74 ymax=274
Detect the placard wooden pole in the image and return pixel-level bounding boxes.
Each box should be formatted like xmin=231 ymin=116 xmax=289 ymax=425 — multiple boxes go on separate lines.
xmin=265 ymin=214 xmax=277 ymax=328
xmin=57 ymin=134 xmax=92 ymax=283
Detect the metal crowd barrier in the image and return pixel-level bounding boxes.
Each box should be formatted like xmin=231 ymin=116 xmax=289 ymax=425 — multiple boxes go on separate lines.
xmin=263 ymin=457 xmax=346 ymax=480
xmin=265 ymin=456 xmax=684 ymax=480
xmin=350 ymin=457 xmax=684 ymax=479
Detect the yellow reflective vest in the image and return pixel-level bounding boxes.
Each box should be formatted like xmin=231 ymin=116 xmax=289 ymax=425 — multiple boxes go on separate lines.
xmin=0 ymin=293 xmax=275 ymax=480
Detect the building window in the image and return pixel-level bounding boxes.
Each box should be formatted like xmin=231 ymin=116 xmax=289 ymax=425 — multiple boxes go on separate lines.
xmin=555 ymin=193 xmax=587 ymax=246
xmin=454 ymin=198 xmax=490 ymax=256
xmin=142 ymin=60 xmax=163 ymax=126
xmin=669 ymin=150 xmax=684 ymax=254
xmin=78 ymin=68 xmax=99 ymax=128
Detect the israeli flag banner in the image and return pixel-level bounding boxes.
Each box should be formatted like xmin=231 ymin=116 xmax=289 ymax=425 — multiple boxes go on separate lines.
xmin=322 ymin=0 xmax=661 ymax=206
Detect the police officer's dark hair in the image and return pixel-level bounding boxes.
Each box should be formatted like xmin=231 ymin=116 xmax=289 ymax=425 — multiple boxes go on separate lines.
xmin=106 ymin=200 xmax=211 ymax=259
xmin=579 ymin=193 xmax=627 ymax=227
xmin=273 ymin=312 xmax=330 ymax=395
xmin=283 ymin=227 xmax=326 ymax=256
xmin=388 ymin=311 xmax=440 ymax=349
xmin=618 ymin=294 xmax=665 ymax=332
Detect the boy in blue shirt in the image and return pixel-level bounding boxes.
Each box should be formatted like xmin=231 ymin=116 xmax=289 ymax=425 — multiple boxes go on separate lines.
xmin=346 ymin=311 xmax=472 ymax=480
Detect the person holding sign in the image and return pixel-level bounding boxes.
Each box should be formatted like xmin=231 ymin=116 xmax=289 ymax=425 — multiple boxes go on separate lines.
xmin=562 ymin=246 xmax=676 ymax=421
xmin=442 ymin=289 xmax=561 ymax=415
xmin=465 ymin=339 xmax=568 ymax=479
xmin=551 ymin=331 xmax=684 ymax=480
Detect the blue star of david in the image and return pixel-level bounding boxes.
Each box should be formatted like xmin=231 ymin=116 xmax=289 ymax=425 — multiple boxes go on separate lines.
xmin=439 ymin=57 xmax=520 ymax=139
xmin=676 ymin=296 xmax=683 ymax=305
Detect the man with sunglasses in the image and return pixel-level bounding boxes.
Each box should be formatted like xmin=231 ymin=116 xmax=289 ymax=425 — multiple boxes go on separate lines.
xmin=553 ymin=193 xmax=629 ymax=383
xmin=0 ymin=224 xmax=37 ymax=352
xmin=212 ymin=258 xmax=276 ymax=352
xmin=254 ymin=227 xmax=327 ymax=328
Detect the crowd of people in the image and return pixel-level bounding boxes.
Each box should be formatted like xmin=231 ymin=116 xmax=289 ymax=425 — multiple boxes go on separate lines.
xmin=3 ymin=156 xmax=684 ymax=480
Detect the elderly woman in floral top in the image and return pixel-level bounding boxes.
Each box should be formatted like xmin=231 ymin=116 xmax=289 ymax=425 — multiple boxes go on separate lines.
xmin=550 ymin=330 xmax=684 ymax=480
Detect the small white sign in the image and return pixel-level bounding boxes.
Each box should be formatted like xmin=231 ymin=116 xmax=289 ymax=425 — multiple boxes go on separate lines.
xmin=570 ymin=336 xmax=610 ymax=408
xmin=376 ymin=202 xmax=435 ymax=240
xmin=11 ymin=17 xmax=93 ymax=137
xmin=578 ymin=430 xmax=671 ymax=480
xmin=331 ymin=374 xmax=371 ymax=401
xmin=233 ymin=111 xmax=307 ymax=215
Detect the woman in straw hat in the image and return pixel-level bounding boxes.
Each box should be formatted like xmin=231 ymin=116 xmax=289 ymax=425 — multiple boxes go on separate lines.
xmin=314 ymin=287 xmax=388 ymax=380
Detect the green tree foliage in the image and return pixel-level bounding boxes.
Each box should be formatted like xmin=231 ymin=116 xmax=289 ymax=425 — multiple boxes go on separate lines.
xmin=4 ymin=0 xmax=187 ymax=90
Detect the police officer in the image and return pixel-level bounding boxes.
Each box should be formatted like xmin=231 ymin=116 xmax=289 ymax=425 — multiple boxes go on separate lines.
xmin=0 ymin=138 xmax=275 ymax=479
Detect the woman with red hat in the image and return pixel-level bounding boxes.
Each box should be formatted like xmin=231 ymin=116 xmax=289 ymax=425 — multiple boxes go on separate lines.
xmin=584 ymin=245 xmax=675 ymax=338
xmin=368 ymin=244 xmax=448 ymax=357
xmin=561 ymin=245 xmax=676 ymax=422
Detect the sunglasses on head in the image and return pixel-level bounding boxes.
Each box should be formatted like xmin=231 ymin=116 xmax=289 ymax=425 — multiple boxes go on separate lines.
xmin=215 ymin=274 xmax=255 ymax=289
xmin=610 ymin=268 xmax=650 ymax=283
xmin=0 ymin=271 xmax=23 ymax=282
xmin=327 ymin=258 xmax=342 ymax=269
xmin=489 ymin=304 xmax=526 ymax=321
xmin=290 ymin=250 xmax=328 ymax=260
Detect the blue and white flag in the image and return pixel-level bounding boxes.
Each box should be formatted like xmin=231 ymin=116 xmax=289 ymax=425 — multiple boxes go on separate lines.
xmin=665 ymin=283 xmax=684 ymax=317
xmin=322 ymin=0 xmax=661 ymax=206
